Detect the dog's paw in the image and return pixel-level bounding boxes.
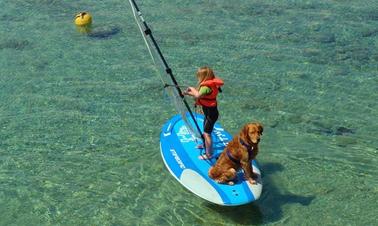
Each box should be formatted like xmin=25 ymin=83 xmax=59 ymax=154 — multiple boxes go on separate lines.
xmin=215 ymin=179 xmax=234 ymax=186
xmin=251 ymin=172 xmax=259 ymax=179
xmin=248 ymin=178 xmax=257 ymax=185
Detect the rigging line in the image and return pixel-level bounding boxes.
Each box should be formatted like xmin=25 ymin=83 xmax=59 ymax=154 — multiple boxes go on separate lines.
xmin=163 ymin=84 xmax=188 ymax=89
xmin=128 ymin=0 xmax=206 ymax=147
xmin=129 ymin=1 xmax=165 ymax=86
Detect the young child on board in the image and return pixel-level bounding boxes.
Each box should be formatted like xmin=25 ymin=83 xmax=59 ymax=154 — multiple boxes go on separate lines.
xmin=184 ymin=67 xmax=224 ymax=160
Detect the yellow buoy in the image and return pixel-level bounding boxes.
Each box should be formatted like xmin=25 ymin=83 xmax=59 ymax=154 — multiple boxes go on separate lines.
xmin=74 ymin=12 xmax=92 ymax=26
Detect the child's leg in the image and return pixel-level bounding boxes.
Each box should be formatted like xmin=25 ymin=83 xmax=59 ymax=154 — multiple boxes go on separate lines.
xmin=199 ymin=106 xmax=218 ymax=159
xmin=203 ymin=132 xmax=213 ymax=157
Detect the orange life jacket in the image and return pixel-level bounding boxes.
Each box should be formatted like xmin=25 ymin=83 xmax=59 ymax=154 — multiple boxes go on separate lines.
xmin=196 ymin=77 xmax=224 ymax=107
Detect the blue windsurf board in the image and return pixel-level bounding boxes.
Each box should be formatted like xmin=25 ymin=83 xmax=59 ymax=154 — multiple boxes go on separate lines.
xmin=160 ymin=114 xmax=262 ymax=206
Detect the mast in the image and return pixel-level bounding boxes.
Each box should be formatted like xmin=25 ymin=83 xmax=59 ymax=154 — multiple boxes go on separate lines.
xmin=128 ymin=0 xmax=206 ymax=148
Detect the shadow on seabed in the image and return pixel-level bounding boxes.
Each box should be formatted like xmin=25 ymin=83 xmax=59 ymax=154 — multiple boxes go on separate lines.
xmin=206 ymin=162 xmax=315 ymax=225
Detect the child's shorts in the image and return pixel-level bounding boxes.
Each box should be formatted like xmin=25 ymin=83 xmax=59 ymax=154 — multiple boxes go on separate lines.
xmin=202 ymin=106 xmax=219 ymax=134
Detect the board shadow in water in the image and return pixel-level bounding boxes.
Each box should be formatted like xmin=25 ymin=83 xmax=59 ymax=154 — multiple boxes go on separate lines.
xmin=88 ymin=26 xmax=121 ymax=39
xmin=206 ymin=162 xmax=315 ymax=225
xmin=257 ymin=162 xmax=315 ymax=224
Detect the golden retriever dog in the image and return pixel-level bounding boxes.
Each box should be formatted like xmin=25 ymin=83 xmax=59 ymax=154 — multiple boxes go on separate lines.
xmin=209 ymin=122 xmax=263 ymax=185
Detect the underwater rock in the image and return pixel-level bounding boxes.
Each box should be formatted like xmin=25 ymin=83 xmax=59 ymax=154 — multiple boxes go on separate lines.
xmin=1 ymin=14 xmax=26 ymax=22
xmin=181 ymin=32 xmax=200 ymax=46
xmin=308 ymin=127 xmax=334 ymax=136
xmin=308 ymin=123 xmax=355 ymax=136
xmin=242 ymin=3 xmax=283 ymax=16
xmin=316 ymin=33 xmax=336 ymax=44
xmin=335 ymin=136 xmax=357 ymax=147
xmin=0 ymin=40 xmax=30 ymax=50
xmin=302 ymin=47 xmax=336 ymax=65
xmin=35 ymin=61 xmax=49 ymax=71
xmin=287 ymin=114 xmax=304 ymax=124
xmin=298 ymin=2 xmax=319 ymax=10
xmin=372 ymin=54 xmax=378 ymax=62
xmin=361 ymin=28 xmax=378 ymax=37
xmin=266 ymin=53 xmax=285 ymax=61
xmin=363 ymin=9 xmax=378 ymax=21
xmin=336 ymin=53 xmax=351 ymax=62
xmin=335 ymin=44 xmax=371 ymax=65
xmin=306 ymin=56 xmax=329 ymax=65
xmin=351 ymin=48 xmax=370 ymax=63
xmin=298 ymin=73 xmax=311 ymax=80
xmin=241 ymin=101 xmax=272 ymax=111
xmin=269 ymin=121 xmax=279 ymax=128
xmin=302 ymin=48 xmax=321 ymax=58
xmin=335 ymin=126 xmax=354 ymax=136
xmin=334 ymin=68 xmax=350 ymax=76
xmin=285 ymin=32 xmax=304 ymax=43
xmin=88 ymin=27 xmax=121 ymax=39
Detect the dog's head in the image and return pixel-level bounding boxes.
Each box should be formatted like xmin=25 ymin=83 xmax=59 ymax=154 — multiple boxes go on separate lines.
xmin=240 ymin=122 xmax=263 ymax=144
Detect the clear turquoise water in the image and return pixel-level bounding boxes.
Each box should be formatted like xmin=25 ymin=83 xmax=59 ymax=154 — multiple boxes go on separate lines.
xmin=0 ymin=0 xmax=377 ymax=225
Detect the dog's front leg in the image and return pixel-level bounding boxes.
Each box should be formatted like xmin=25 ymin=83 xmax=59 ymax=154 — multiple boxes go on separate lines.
xmin=241 ymin=160 xmax=256 ymax=185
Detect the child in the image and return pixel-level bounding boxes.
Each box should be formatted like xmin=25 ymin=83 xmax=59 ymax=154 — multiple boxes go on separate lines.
xmin=184 ymin=67 xmax=224 ymax=160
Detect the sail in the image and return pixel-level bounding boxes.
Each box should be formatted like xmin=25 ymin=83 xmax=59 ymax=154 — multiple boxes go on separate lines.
xmin=128 ymin=0 xmax=203 ymax=140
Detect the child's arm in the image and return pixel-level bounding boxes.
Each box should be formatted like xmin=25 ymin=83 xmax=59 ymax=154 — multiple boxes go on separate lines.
xmin=184 ymin=86 xmax=211 ymax=98
xmin=183 ymin=87 xmax=201 ymax=98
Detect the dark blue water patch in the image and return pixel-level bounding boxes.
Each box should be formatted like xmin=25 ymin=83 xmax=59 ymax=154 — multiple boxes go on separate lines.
xmin=213 ymin=162 xmax=315 ymax=225
xmin=88 ymin=27 xmax=121 ymax=40
xmin=315 ymin=33 xmax=336 ymax=44
xmin=207 ymin=201 xmax=263 ymax=224
xmin=333 ymin=67 xmax=351 ymax=76
xmin=296 ymin=2 xmax=326 ymax=10
xmin=307 ymin=122 xmax=355 ymax=136
xmin=218 ymin=1 xmax=285 ymax=17
xmin=362 ymin=9 xmax=378 ymax=21
xmin=269 ymin=121 xmax=280 ymax=129
xmin=240 ymin=100 xmax=273 ymax=112
xmin=361 ymin=28 xmax=378 ymax=38
xmin=0 ymin=40 xmax=30 ymax=50
xmin=337 ymin=44 xmax=371 ymax=65
xmin=180 ymin=33 xmax=200 ymax=46
xmin=334 ymin=126 xmax=354 ymax=136
xmin=1 ymin=14 xmax=26 ymax=22
xmin=243 ymin=3 xmax=284 ymax=17
xmin=335 ymin=136 xmax=358 ymax=148
xmin=34 ymin=61 xmax=49 ymax=71
xmin=308 ymin=127 xmax=334 ymax=136
xmin=372 ymin=53 xmax=378 ymax=62
xmin=303 ymin=41 xmax=374 ymax=66
xmin=18 ymin=0 xmax=76 ymax=18
xmin=304 ymin=51 xmax=335 ymax=65
xmin=302 ymin=48 xmax=322 ymax=58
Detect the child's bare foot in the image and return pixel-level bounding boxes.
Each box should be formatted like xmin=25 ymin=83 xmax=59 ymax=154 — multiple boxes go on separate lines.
xmin=195 ymin=144 xmax=204 ymax=149
xmin=199 ymin=154 xmax=212 ymax=160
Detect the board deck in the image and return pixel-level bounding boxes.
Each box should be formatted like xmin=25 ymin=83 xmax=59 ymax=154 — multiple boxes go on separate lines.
xmin=160 ymin=114 xmax=262 ymax=206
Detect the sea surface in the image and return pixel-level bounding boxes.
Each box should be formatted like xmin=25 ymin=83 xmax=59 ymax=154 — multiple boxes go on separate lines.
xmin=0 ymin=0 xmax=377 ymax=225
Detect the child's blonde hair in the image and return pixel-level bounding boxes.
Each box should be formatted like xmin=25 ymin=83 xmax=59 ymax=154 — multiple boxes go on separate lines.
xmin=196 ymin=67 xmax=215 ymax=86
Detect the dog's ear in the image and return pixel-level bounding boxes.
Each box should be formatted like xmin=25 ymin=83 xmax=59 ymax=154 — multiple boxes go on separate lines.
xmin=256 ymin=122 xmax=263 ymax=135
xmin=240 ymin=124 xmax=251 ymax=141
